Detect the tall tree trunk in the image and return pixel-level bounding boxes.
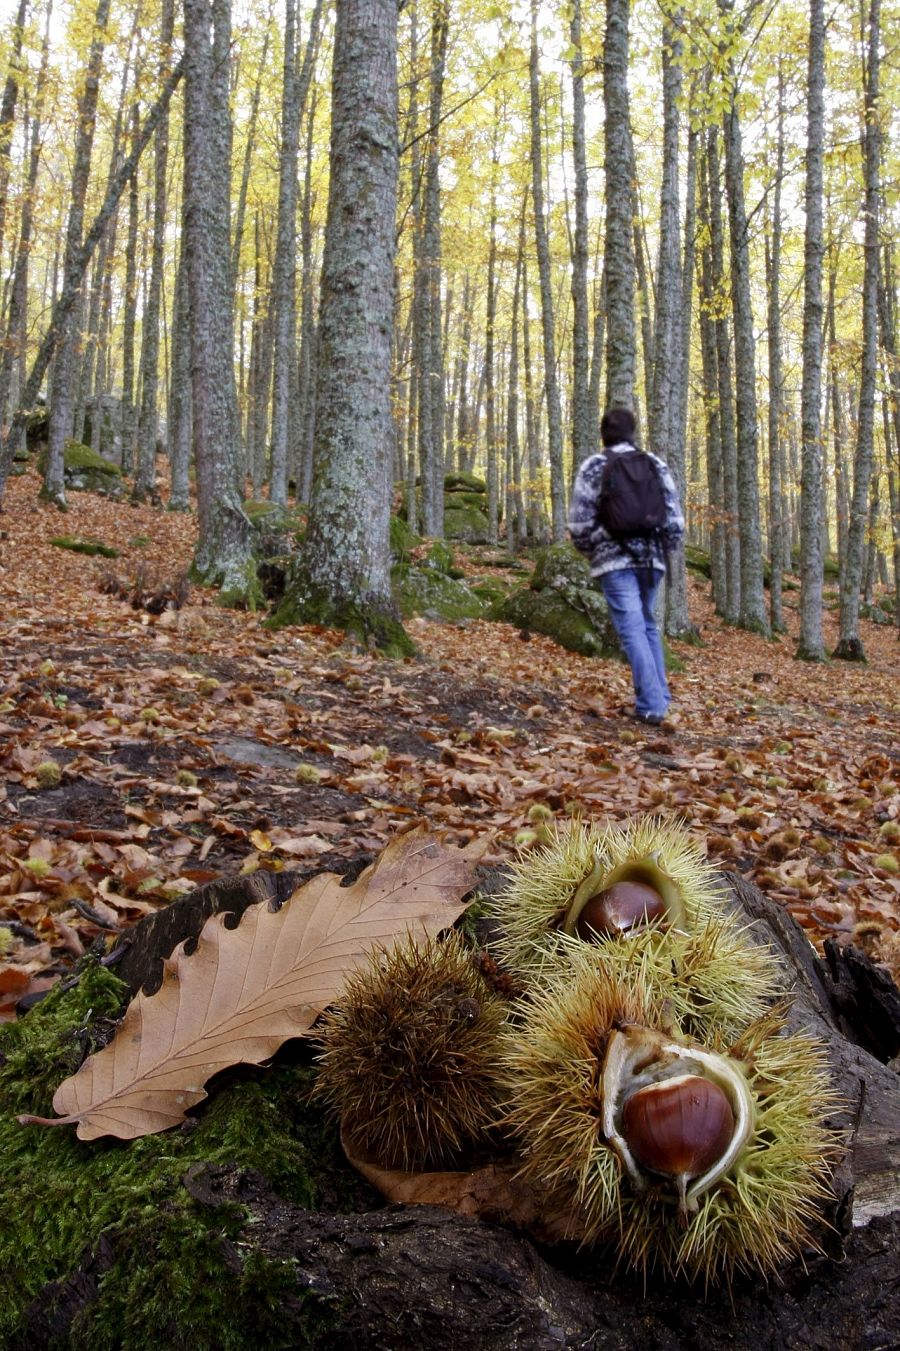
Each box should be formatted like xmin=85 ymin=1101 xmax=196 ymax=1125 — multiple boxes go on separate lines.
xmin=835 ymin=0 xmax=881 ymax=661
xmin=603 ymin=0 xmax=636 ymax=411
xmin=231 ymin=28 xmax=270 ymax=288
xmin=707 ymin=125 xmax=740 ymax=621
xmin=521 ymin=252 xmax=544 ymax=541
xmin=485 ymin=130 xmax=499 ymax=547
xmin=42 ymin=0 xmax=111 ymax=508
xmin=296 ymin=85 xmax=318 ymax=504
xmin=133 ymin=0 xmax=174 ymax=505
xmin=665 ymin=130 xmax=697 ymax=636
xmin=697 ymin=139 xmax=727 ymax=615
xmin=506 ymin=240 xmax=524 ymax=551
xmin=529 ymin=0 xmax=565 ymax=540
xmin=120 ymin=104 xmax=140 ymax=477
xmin=766 ymin=65 xmax=786 ymax=635
xmin=270 ymin=0 xmax=324 ymax=504
xmin=183 ymin=0 xmax=254 ymax=597
xmin=0 ymin=1 xmax=48 ymax=427
xmin=796 ymin=0 xmax=827 ymax=660
xmin=417 ymin=0 xmax=448 ymax=537
xmin=568 ymin=0 xmax=591 ymax=471
xmin=0 ymin=0 xmax=28 ymax=285
xmin=719 ymin=21 xmax=768 ymax=633
xmin=168 ymin=224 xmax=192 ymax=511
xmin=273 ymin=0 xmax=410 ymax=654
xmin=0 ymin=61 xmax=183 ymax=501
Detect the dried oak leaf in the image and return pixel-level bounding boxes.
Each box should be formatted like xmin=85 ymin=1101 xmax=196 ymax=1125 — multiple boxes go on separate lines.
xmin=20 ymin=826 xmax=487 ymax=1142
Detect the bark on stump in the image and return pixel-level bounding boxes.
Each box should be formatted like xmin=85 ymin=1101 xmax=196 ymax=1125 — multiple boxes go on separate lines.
xmin=22 ymin=865 xmax=900 ymax=1349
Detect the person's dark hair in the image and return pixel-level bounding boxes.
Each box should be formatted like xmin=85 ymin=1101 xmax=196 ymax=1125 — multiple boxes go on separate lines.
xmin=600 ymin=405 xmax=636 ymax=448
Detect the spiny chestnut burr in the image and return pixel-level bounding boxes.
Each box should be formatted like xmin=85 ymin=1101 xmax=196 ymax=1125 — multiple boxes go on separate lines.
xmin=621 ymin=1073 xmax=735 ymax=1211
xmin=573 ymin=879 xmax=668 ymax=940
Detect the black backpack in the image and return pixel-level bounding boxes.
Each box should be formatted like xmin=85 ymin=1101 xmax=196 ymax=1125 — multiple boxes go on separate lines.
xmin=597 ymin=448 xmax=667 ymax=538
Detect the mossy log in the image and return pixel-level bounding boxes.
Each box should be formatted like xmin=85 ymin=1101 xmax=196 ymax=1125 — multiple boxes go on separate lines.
xmin=6 ymin=866 xmax=900 ymax=1350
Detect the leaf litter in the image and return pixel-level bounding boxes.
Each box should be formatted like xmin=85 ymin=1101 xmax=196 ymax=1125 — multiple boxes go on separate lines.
xmin=0 ymin=466 xmax=898 ymax=1020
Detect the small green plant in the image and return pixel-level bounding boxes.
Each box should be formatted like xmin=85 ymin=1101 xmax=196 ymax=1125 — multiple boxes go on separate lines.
xmin=35 ymin=760 xmax=62 ymax=790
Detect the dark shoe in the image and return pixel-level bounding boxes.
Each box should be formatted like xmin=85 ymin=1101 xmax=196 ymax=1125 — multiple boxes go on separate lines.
xmin=630 ymin=711 xmax=664 ymax=726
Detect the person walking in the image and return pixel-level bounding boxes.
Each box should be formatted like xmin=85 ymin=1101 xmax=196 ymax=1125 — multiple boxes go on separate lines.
xmin=568 ymin=405 xmax=684 ymax=726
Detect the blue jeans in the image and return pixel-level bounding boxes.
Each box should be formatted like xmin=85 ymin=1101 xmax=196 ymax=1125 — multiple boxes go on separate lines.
xmin=599 ymin=567 xmax=670 ymax=718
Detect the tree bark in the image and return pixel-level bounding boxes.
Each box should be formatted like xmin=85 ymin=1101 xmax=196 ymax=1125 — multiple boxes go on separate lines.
xmin=528 ymin=0 xmax=565 ymax=542
xmin=133 ymin=0 xmax=174 ymax=506
xmin=719 ymin=15 xmax=768 ymax=634
xmin=603 ymin=0 xmax=636 ymax=411
xmin=183 ymin=0 xmax=255 ymax=597
xmin=568 ymin=0 xmax=591 ymax=472
xmin=0 ymin=62 xmax=184 ymax=502
xmin=835 ymin=0 xmax=881 ymax=661
xmin=42 ymin=0 xmax=111 ymax=509
xmin=766 ymin=65 xmax=786 ymax=635
xmin=797 ymin=0 xmax=827 ymax=661
xmin=272 ymin=0 xmax=411 ymax=654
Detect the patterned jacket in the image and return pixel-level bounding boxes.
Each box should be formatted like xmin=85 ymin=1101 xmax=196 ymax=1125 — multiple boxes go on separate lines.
xmin=568 ymin=441 xmax=685 ymax=578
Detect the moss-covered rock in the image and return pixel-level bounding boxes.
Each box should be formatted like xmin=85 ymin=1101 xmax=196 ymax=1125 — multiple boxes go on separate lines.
xmin=38 ymin=441 xmax=124 ymax=497
xmin=490 ymin=585 xmax=614 ymax=658
xmin=421 ymin=539 xmax=456 ymax=574
xmin=444 ymin=471 xmax=486 ymax=494
xmin=393 ymin=563 xmax=487 ymax=622
xmin=468 ymin=576 xmax=515 ymax=608
xmin=443 ymin=503 xmax=491 ymax=544
xmin=490 ymin=542 xmax=616 ymax=658
xmin=0 ymin=963 xmax=364 ymax=1348
xmin=684 ymin=545 xmax=712 ymax=578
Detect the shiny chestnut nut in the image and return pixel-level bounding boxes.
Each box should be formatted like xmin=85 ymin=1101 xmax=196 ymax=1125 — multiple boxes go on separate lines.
xmin=621 ymin=1074 xmax=735 ymax=1184
xmin=573 ymin=880 xmax=668 ymax=940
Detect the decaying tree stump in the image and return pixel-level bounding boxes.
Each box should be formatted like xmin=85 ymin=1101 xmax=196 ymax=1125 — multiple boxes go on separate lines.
xmin=19 ymin=864 xmax=900 ymax=1349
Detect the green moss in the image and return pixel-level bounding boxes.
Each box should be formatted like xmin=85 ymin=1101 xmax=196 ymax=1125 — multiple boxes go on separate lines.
xmin=421 ymin=539 xmax=455 ymax=575
xmin=684 ymin=545 xmax=712 ymax=578
xmin=491 ymin=586 xmax=615 ymax=658
xmin=389 ymin=513 xmax=421 ymax=563
xmin=0 ymin=964 xmax=360 ymax=1346
xmin=443 ymin=504 xmax=490 ymax=544
xmin=443 ymin=471 xmax=486 ymax=493
xmin=268 ymin=580 xmax=415 ymax=657
xmin=50 ymin=535 xmax=120 ymax=559
xmin=530 ymin=541 xmax=591 ymax=591
xmin=392 ymin=564 xmax=486 ymax=622
xmin=63 ymin=441 xmax=122 ymax=476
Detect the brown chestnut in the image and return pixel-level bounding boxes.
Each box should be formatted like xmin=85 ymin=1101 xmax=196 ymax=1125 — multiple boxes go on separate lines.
xmin=573 ymin=880 xmax=668 ymax=940
xmin=621 ymin=1074 xmax=735 ymax=1183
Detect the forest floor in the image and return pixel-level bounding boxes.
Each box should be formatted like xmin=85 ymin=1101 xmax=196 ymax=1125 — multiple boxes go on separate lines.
xmin=1 ymin=467 xmax=898 ymax=1016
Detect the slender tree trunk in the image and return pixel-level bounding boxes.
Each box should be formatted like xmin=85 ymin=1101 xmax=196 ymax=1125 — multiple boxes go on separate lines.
xmin=529 ymin=0 xmax=565 ymax=540
xmin=168 ymin=225 xmax=192 ymax=511
xmin=765 ymin=68 xmax=786 ymax=635
xmin=273 ymin=0 xmax=410 ymax=653
xmin=418 ymin=0 xmax=448 ymax=537
xmin=521 ymin=252 xmax=544 ymax=541
xmin=568 ymin=0 xmax=591 ymax=471
xmin=0 ymin=0 xmax=28 ymax=285
xmin=697 ymin=140 xmax=727 ymax=614
xmin=719 ymin=30 xmax=768 ymax=633
xmin=0 ymin=2 xmax=48 ymax=426
xmin=183 ymin=0 xmax=254 ymax=597
xmin=665 ymin=111 xmax=697 ymax=640
xmin=587 ymin=256 xmax=606 ymax=455
xmin=133 ymin=0 xmax=174 ymax=504
xmin=797 ymin=0 xmax=827 ymax=660
xmin=0 ymin=61 xmax=183 ymax=501
xmin=506 ymin=241 xmax=524 ymax=551
xmin=41 ymin=0 xmax=111 ymax=507
xmin=485 ymin=131 xmax=499 ymax=547
xmin=604 ymin=0 xmax=636 ymax=412
xmin=835 ymin=0 xmax=881 ymax=660
xmin=296 ymin=85 xmax=318 ymax=503
xmin=270 ymin=0 xmax=324 ymax=504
